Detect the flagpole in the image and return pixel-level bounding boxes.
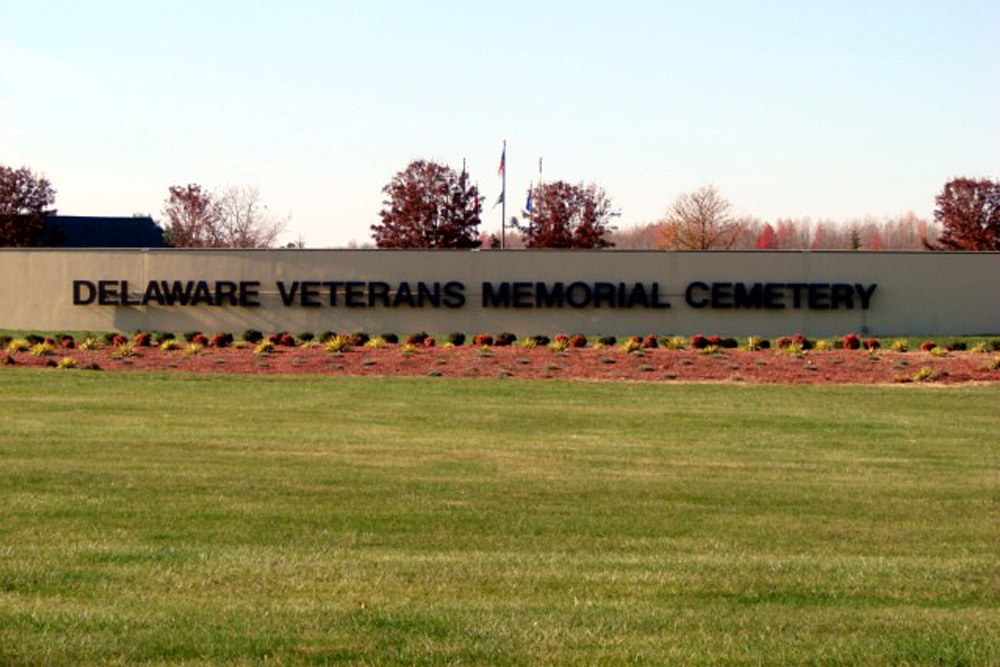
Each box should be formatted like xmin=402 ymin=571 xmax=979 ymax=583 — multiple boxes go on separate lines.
xmin=501 ymin=139 xmax=507 ymax=249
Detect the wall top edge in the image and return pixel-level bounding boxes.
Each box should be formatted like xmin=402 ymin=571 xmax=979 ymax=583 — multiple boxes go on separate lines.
xmin=1 ymin=248 xmax=999 ymax=256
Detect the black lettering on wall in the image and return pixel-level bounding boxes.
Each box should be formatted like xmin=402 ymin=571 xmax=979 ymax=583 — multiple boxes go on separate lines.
xmin=73 ymin=280 xmax=96 ymax=305
xmin=277 ymin=281 xmax=299 ymax=306
xmin=685 ymin=282 xmax=710 ymax=308
xmin=856 ymin=283 xmax=877 ymax=309
xmin=442 ymin=281 xmax=465 ymax=308
xmin=482 ymin=282 xmax=510 ymax=308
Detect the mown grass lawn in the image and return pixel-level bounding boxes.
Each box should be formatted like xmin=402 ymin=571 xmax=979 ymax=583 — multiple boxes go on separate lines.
xmin=0 ymin=370 xmax=997 ymax=665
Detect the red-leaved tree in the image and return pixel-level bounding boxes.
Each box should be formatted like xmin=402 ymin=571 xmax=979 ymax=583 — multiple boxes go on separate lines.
xmin=515 ymin=181 xmax=617 ymax=248
xmin=927 ymin=177 xmax=1000 ymax=250
xmin=0 ymin=163 xmax=56 ymax=246
xmin=372 ymin=160 xmax=481 ymax=248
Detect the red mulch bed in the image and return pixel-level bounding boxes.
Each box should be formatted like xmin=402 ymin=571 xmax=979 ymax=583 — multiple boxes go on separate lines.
xmin=6 ymin=344 xmax=1000 ymax=385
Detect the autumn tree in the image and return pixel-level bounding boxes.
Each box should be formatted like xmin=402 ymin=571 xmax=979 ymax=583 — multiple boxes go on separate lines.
xmin=513 ymin=181 xmax=617 ymax=248
xmin=657 ymin=186 xmax=743 ymax=250
xmin=162 ymin=184 xmax=285 ymax=248
xmin=372 ymin=160 xmax=482 ymax=248
xmin=754 ymin=223 xmax=777 ymax=249
xmin=0 ymin=163 xmax=56 ymax=246
xmin=162 ymin=184 xmax=220 ymax=247
xmin=927 ymin=177 xmax=1000 ymax=250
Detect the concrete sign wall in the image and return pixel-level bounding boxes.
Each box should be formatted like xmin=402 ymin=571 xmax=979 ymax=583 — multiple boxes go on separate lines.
xmin=1 ymin=249 xmax=997 ymax=336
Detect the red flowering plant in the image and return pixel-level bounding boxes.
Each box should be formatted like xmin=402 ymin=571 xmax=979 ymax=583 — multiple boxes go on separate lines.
xmin=920 ymin=341 xmax=937 ymax=352
xmin=473 ymin=333 xmax=494 ymax=346
xmin=133 ymin=332 xmax=151 ymax=347
xmin=707 ymin=335 xmax=723 ymax=347
xmin=841 ymin=333 xmax=861 ymax=350
xmin=774 ymin=336 xmax=793 ymax=349
xmin=112 ymin=334 xmax=128 ymax=346
xmin=569 ymin=334 xmax=587 ymax=348
xmin=494 ymin=332 xmax=516 ymax=346
xmin=423 ymin=337 xmax=436 ymax=348
xmin=59 ymin=335 xmax=75 ymax=349
xmin=791 ymin=334 xmax=813 ymax=350
xmin=554 ymin=334 xmax=570 ymax=344
xmin=690 ymin=335 xmax=709 ymax=349
xmin=210 ymin=333 xmax=231 ymax=348
xmin=863 ymin=338 xmax=880 ymax=350
xmin=643 ymin=335 xmax=658 ymax=349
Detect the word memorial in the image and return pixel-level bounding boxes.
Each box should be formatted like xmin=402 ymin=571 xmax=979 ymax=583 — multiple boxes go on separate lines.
xmin=72 ymin=279 xmax=878 ymax=311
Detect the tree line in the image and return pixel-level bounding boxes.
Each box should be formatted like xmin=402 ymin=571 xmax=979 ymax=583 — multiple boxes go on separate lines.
xmin=1 ymin=158 xmax=997 ymax=251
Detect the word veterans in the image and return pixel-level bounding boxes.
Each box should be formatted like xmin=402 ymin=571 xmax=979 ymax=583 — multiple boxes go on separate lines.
xmin=72 ymin=280 xmax=878 ymax=311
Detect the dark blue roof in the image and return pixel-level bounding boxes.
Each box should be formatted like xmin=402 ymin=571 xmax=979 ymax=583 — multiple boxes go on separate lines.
xmin=43 ymin=216 xmax=168 ymax=248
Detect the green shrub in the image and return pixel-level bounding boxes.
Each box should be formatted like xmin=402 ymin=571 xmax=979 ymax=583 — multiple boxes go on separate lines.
xmin=495 ymin=332 xmax=516 ymax=346
xmin=0 ymin=336 xmax=10 ymax=349
xmin=598 ymin=335 xmax=617 ymax=346
xmin=380 ymin=333 xmax=398 ymax=344
xmin=242 ymin=329 xmax=264 ymax=344
xmin=296 ymin=332 xmax=314 ymax=342
xmin=447 ymin=332 xmax=466 ymax=346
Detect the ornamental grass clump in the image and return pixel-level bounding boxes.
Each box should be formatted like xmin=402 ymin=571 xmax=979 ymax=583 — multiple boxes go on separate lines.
xmin=30 ymin=342 xmax=55 ymax=357
xmin=184 ymin=343 xmax=203 ymax=356
xmin=324 ymin=335 xmax=352 ymax=353
xmin=891 ymin=339 xmax=909 ymax=352
xmin=56 ymin=357 xmax=76 ymax=369
xmin=930 ymin=347 xmax=949 ymax=357
xmin=7 ymin=339 xmax=30 ymax=353
xmin=253 ymin=341 xmax=275 ymax=355
xmin=111 ymin=342 xmax=137 ymax=359
xmin=160 ymin=339 xmax=181 ymax=352
xmin=79 ymin=337 xmax=102 ymax=351
xmin=661 ymin=336 xmax=687 ymax=350
xmin=622 ymin=338 xmax=642 ymax=354
xmin=365 ymin=336 xmax=388 ymax=349
xmin=813 ymin=339 xmax=834 ymax=351
xmin=744 ymin=336 xmax=769 ymax=351
xmin=913 ymin=367 xmax=935 ymax=383
xmin=986 ymin=356 xmax=1000 ymax=371
xmin=400 ymin=343 xmax=419 ymax=355
xmin=549 ymin=337 xmax=570 ymax=353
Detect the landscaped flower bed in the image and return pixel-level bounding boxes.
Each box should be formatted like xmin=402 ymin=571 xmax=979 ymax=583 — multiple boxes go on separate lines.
xmin=3 ymin=331 xmax=1000 ymax=384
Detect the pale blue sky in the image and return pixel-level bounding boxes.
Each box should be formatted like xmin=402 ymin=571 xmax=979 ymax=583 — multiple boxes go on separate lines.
xmin=2 ymin=1 xmax=997 ymax=246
